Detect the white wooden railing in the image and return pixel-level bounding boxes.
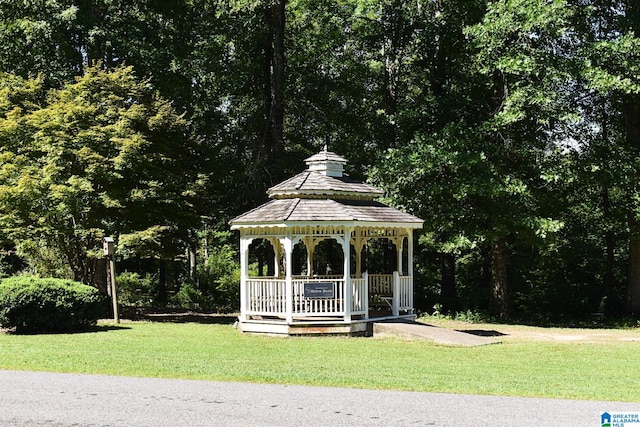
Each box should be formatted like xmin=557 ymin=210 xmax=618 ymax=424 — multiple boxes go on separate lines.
xmin=368 ymin=274 xmax=393 ymax=294
xmin=351 ymin=277 xmax=367 ymax=314
xmin=398 ymin=275 xmax=413 ymax=311
xmin=246 ymin=278 xmax=286 ymax=315
xmin=245 ymin=272 xmax=413 ymax=319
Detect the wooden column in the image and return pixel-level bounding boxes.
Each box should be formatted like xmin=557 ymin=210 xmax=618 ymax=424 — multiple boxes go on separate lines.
xmin=353 ymin=233 xmax=366 ymax=278
xmin=407 ymin=229 xmax=415 ymax=313
xmin=283 ymin=236 xmax=294 ymax=323
xmin=340 ymin=229 xmax=352 ymax=322
xmin=396 ymin=236 xmax=404 ymax=276
xmin=407 ymin=229 xmax=414 ymax=278
xmin=271 ymin=238 xmax=281 ymax=277
xmin=239 ymin=236 xmax=253 ymax=322
xmin=392 ymin=271 xmax=400 ymax=316
xmin=303 ymin=237 xmax=315 ymax=277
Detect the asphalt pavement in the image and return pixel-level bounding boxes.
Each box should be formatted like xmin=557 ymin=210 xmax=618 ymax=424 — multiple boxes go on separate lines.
xmin=1 ymin=370 xmax=638 ymax=426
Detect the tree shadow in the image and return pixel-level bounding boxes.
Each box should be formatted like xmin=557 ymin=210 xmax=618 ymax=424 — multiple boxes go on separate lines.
xmin=139 ymin=312 xmax=238 ymax=325
xmin=2 ymin=324 xmax=132 ymax=336
xmin=456 ymin=329 xmax=508 ymax=337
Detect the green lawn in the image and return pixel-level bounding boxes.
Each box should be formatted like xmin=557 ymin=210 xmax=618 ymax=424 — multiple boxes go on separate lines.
xmin=1 ymin=321 xmax=638 ymax=402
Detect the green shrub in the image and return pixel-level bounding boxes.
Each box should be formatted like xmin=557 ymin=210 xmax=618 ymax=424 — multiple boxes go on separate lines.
xmin=202 ymin=245 xmax=240 ymax=311
xmin=116 ymin=271 xmax=155 ymax=308
xmin=169 ymin=281 xmax=205 ymax=310
xmin=0 ymin=276 xmax=106 ymax=333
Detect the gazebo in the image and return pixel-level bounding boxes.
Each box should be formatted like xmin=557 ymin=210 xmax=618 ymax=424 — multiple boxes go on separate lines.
xmin=230 ymin=148 xmax=423 ymax=335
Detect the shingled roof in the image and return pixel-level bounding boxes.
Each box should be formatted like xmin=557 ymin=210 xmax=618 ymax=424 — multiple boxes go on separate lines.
xmin=230 ymin=148 xmax=423 ymax=228
xmin=268 ymin=171 xmax=383 ymax=200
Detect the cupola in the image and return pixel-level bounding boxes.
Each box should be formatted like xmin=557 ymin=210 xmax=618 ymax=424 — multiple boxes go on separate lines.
xmin=304 ymin=145 xmax=348 ymax=177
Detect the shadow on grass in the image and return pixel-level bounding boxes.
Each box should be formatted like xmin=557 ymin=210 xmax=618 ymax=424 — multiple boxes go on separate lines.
xmin=456 ymin=329 xmax=508 ymax=337
xmin=2 ymin=324 xmax=132 ymax=336
xmin=139 ymin=312 xmax=238 ymax=325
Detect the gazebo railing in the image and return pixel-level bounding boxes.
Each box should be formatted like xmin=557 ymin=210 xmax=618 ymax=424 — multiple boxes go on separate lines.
xmin=368 ymin=274 xmax=393 ymax=294
xmin=245 ymin=273 xmax=412 ymax=319
xmin=351 ymin=277 xmax=367 ymax=314
xmin=397 ymin=274 xmax=413 ymax=312
xmin=246 ymin=278 xmax=286 ymax=315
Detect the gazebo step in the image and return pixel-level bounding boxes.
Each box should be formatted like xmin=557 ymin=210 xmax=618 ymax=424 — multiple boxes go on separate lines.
xmin=238 ymin=320 xmax=369 ymax=336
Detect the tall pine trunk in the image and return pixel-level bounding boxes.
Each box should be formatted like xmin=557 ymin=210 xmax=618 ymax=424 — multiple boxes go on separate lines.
xmin=262 ymin=0 xmax=286 ymax=185
xmin=625 ymin=0 xmax=640 ymax=314
xmin=488 ymin=69 xmax=510 ymax=319
xmin=440 ymin=253 xmax=456 ymax=312
xmin=490 ymin=238 xmax=509 ymax=319
xmin=628 ymin=219 xmax=640 ymax=314
xmin=626 ymin=97 xmax=640 ymax=314
xmin=600 ymin=101 xmax=615 ymax=311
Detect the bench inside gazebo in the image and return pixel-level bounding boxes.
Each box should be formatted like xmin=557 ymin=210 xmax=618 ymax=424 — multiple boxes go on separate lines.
xmin=230 ymin=148 xmax=423 ymax=335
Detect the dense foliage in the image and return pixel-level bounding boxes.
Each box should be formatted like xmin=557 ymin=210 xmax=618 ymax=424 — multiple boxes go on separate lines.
xmin=0 ymin=0 xmax=639 ymax=321
xmin=0 ymin=276 xmax=106 ymax=333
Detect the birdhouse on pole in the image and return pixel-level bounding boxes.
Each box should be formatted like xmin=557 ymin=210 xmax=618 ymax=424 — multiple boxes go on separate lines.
xmin=103 ymin=237 xmax=115 ymax=257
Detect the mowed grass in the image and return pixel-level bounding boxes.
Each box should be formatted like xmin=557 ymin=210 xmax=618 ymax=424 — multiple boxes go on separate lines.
xmin=1 ymin=321 xmax=639 ymax=402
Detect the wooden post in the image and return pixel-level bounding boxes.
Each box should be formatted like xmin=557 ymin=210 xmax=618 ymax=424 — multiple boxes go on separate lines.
xmin=392 ymin=271 xmax=400 ymax=316
xmin=341 ymin=229 xmax=352 ymax=323
xmin=283 ymin=237 xmax=293 ymax=323
xmin=239 ymin=237 xmax=252 ymax=322
xmin=103 ymin=237 xmax=119 ymax=324
xmin=109 ymin=257 xmax=119 ymax=324
xmin=363 ymin=271 xmax=369 ymax=320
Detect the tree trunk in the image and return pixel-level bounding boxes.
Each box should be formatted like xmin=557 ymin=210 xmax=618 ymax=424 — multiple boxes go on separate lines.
xmin=628 ymin=220 xmax=640 ymax=314
xmin=188 ymin=244 xmax=197 ymax=279
xmin=603 ymin=187 xmax=615 ymax=308
xmin=262 ymin=0 xmax=286 ymax=185
xmin=624 ymin=0 xmax=640 ymax=315
xmin=490 ymin=238 xmax=509 ymax=319
xmin=626 ymin=96 xmax=640 ymax=314
xmin=600 ymin=101 xmax=615 ymax=311
xmin=157 ymin=259 xmax=167 ymax=305
xmin=440 ymin=253 xmax=456 ymax=312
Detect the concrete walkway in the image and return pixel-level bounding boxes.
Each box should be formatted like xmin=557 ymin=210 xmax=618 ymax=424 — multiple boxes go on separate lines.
xmin=373 ymin=319 xmax=501 ymax=346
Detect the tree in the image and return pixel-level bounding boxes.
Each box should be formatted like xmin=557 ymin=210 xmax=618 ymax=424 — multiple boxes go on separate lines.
xmin=580 ymin=0 xmax=640 ymax=314
xmin=462 ymin=0 xmax=575 ymax=317
xmin=0 ymin=66 xmax=204 ymax=284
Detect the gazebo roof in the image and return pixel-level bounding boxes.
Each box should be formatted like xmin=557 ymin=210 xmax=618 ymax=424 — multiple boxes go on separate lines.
xmin=229 ymin=148 xmax=423 ymax=229
xmin=231 ymin=198 xmax=422 ymax=226
xmin=267 ymin=171 xmax=383 ymax=200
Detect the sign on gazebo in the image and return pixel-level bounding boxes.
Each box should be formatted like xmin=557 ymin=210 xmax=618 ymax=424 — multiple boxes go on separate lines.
xmin=304 ymin=282 xmax=335 ymax=299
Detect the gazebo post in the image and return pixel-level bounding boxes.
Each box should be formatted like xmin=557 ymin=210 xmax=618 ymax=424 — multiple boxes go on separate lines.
xmin=271 ymin=238 xmax=281 ymax=277
xmin=283 ymin=236 xmax=294 ymax=323
xmin=353 ymin=233 xmax=365 ymax=278
xmin=407 ymin=229 xmax=414 ymax=277
xmin=396 ymin=236 xmax=404 ymax=276
xmin=392 ymin=271 xmax=400 ymax=316
xmin=341 ymin=228 xmax=352 ymax=322
xmin=304 ymin=237 xmax=315 ymax=277
xmin=407 ymin=228 xmax=415 ymax=313
xmin=239 ymin=236 xmax=252 ymax=322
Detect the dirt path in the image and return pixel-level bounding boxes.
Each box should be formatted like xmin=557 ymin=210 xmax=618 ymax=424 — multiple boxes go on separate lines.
xmin=423 ymin=318 xmax=640 ymax=344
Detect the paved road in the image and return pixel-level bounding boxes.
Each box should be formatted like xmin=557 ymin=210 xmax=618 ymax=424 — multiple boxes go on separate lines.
xmin=1 ymin=370 xmax=638 ymax=426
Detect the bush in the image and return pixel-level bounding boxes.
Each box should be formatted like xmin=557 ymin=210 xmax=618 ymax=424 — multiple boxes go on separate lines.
xmin=0 ymin=276 xmax=106 ymax=333
xmin=116 ymin=271 xmax=155 ymax=308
